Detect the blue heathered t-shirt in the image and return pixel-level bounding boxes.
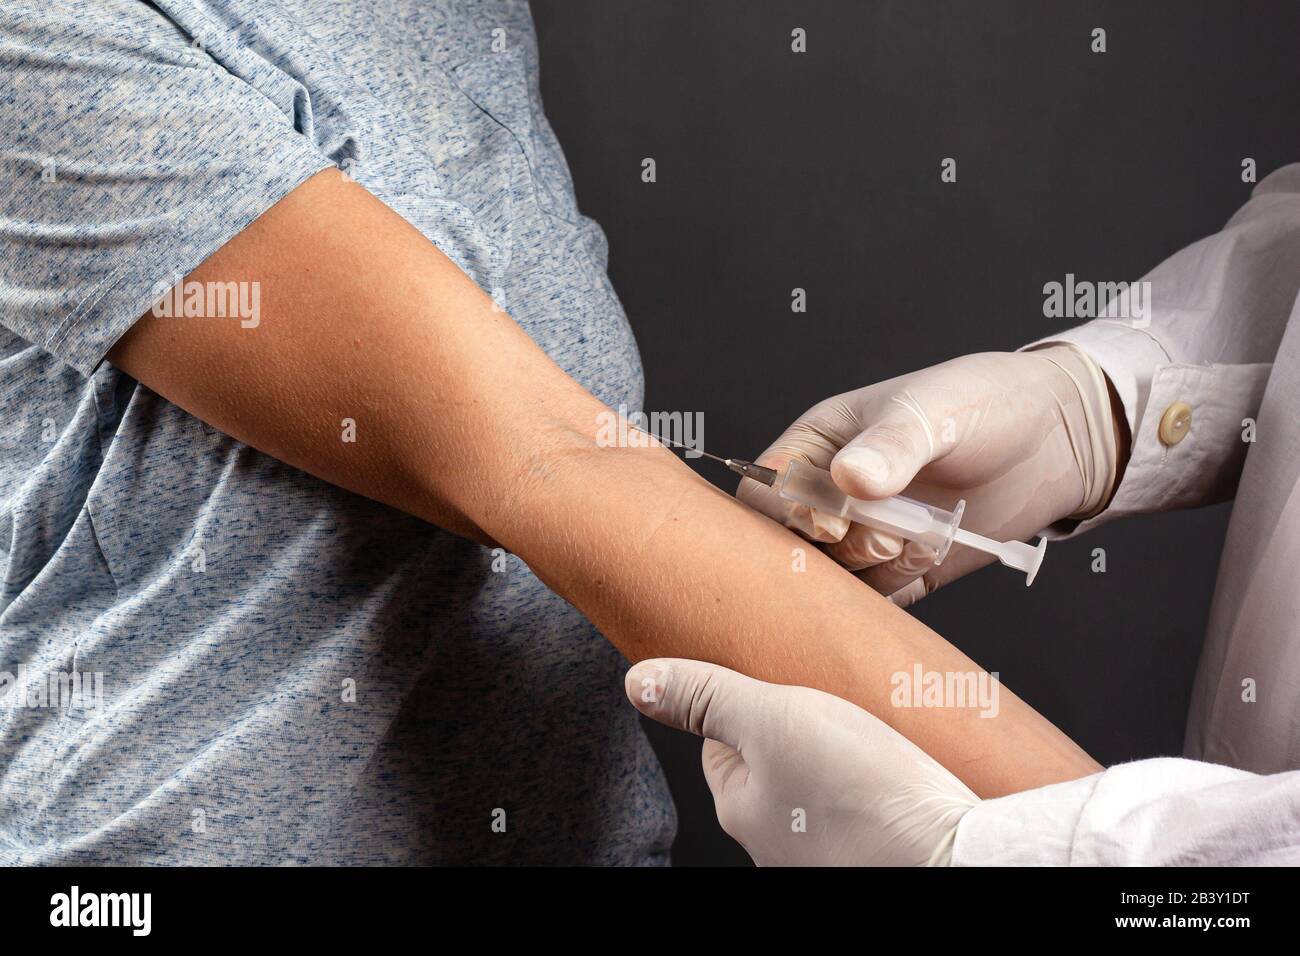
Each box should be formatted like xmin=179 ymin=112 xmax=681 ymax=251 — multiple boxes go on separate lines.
xmin=0 ymin=0 xmax=676 ymax=864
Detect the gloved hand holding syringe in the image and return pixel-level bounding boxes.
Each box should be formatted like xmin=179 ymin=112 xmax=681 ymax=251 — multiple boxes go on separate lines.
xmin=638 ymin=343 xmax=1128 ymax=590
xmin=646 ymin=346 xmax=1122 ymax=597
xmin=650 ymin=433 xmax=1047 ymax=585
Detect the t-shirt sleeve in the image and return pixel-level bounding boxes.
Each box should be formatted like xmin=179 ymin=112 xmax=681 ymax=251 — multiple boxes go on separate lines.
xmin=0 ymin=3 xmax=334 ymax=376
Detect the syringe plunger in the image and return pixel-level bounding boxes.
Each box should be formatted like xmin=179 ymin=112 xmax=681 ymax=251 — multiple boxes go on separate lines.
xmin=775 ymin=460 xmax=1045 ymax=584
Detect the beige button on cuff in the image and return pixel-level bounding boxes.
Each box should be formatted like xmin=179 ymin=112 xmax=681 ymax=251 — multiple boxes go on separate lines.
xmin=1158 ymin=401 xmax=1193 ymax=446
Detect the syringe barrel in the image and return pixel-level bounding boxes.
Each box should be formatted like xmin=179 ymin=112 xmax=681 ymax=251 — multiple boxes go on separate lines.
xmin=776 ymin=460 xmax=964 ymax=564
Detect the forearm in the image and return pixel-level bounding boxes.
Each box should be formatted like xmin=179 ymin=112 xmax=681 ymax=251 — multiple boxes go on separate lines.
xmin=467 ymin=422 xmax=1100 ymax=798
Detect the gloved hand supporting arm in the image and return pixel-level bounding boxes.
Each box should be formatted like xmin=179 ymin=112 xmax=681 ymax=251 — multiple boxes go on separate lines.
xmin=626 ymin=657 xmax=980 ymax=866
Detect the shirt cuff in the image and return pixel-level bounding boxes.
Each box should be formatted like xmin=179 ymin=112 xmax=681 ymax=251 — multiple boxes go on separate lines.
xmin=1021 ymin=322 xmax=1271 ymax=537
xmin=951 ymin=773 xmax=1096 ymax=866
xmin=952 ymin=759 xmax=1259 ymax=866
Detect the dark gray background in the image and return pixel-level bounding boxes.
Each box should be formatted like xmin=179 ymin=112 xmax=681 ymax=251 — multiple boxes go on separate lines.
xmin=531 ymin=0 xmax=1300 ymax=865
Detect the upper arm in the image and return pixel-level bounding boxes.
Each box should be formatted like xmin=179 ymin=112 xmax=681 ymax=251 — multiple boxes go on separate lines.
xmin=108 ymin=166 xmax=606 ymax=541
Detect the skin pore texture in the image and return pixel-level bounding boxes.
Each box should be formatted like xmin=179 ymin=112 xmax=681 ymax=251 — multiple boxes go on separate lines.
xmin=109 ymin=169 xmax=1102 ymax=798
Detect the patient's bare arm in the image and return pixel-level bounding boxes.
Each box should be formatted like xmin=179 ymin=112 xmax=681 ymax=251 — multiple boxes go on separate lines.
xmin=109 ymin=169 xmax=1101 ymax=798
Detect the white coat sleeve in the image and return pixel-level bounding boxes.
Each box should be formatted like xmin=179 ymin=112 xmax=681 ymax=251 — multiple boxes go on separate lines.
xmin=952 ymin=758 xmax=1300 ymax=865
xmin=1023 ymin=163 xmax=1300 ymax=534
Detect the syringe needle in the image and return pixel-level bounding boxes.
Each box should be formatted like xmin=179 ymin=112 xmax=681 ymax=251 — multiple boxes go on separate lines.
xmin=629 ymin=426 xmax=727 ymax=465
xmin=626 ymin=424 xmax=779 ymax=486
xmin=692 ymin=448 xmax=732 ymax=466
xmin=721 ymin=458 xmax=780 ymax=487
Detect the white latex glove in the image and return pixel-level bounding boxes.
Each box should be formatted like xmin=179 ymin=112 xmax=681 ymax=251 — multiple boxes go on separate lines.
xmin=624 ymin=658 xmax=978 ymax=866
xmin=738 ymin=346 xmax=1119 ymax=606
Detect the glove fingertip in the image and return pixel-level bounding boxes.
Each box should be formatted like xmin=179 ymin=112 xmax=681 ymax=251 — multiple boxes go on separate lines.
xmin=887 ymin=578 xmax=928 ymax=608
xmin=624 ymin=660 xmax=672 ymax=716
xmin=783 ymin=502 xmax=848 ymax=543
xmin=832 ymin=446 xmax=897 ymax=498
xmin=808 ymin=508 xmax=851 ymax=542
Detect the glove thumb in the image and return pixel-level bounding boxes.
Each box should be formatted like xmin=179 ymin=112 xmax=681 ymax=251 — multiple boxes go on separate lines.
xmin=831 ymin=393 xmax=938 ymax=499
xmin=624 ymin=658 xmax=765 ymax=751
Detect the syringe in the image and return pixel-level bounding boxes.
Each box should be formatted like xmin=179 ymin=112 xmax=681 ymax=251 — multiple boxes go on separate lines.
xmin=722 ymin=456 xmax=1047 ymax=585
